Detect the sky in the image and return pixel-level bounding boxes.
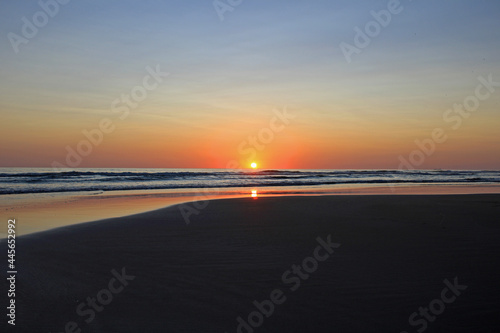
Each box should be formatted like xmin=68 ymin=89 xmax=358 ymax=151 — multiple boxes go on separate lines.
xmin=0 ymin=0 xmax=499 ymax=170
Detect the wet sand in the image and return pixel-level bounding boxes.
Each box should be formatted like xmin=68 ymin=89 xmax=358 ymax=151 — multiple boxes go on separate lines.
xmin=2 ymin=194 xmax=500 ymax=332
xmin=3 ymin=183 xmax=500 ymax=236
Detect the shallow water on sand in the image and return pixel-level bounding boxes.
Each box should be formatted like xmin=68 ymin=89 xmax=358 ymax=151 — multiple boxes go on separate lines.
xmin=2 ymin=183 xmax=500 ymax=236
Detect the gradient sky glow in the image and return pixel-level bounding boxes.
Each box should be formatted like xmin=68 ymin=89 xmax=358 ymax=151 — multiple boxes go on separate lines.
xmin=1 ymin=0 xmax=499 ymax=169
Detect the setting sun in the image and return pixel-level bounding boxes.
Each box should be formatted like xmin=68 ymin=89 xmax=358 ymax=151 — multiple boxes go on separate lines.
xmin=251 ymin=162 xmax=257 ymax=169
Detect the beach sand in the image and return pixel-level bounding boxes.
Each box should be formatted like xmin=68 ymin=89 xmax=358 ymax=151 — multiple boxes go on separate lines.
xmin=3 ymin=194 xmax=500 ymax=332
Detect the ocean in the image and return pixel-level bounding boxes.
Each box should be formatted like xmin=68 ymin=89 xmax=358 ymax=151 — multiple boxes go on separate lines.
xmin=1 ymin=168 xmax=499 ymax=195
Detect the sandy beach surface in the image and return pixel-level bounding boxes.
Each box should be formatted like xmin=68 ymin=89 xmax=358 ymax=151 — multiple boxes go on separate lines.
xmin=3 ymin=194 xmax=500 ymax=332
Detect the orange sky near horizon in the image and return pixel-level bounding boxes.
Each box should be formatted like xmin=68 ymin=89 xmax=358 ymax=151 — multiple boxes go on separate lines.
xmin=1 ymin=100 xmax=499 ymax=170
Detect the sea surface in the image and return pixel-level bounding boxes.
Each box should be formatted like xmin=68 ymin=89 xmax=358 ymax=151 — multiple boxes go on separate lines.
xmin=1 ymin=168 xmax=499 ymax=195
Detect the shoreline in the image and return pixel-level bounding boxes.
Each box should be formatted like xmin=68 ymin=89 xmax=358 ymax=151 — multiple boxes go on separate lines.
xmin=2 ymin=183 xmax=500 ymax=236
xmin=4 ymin=194 xmax=500 ymax=332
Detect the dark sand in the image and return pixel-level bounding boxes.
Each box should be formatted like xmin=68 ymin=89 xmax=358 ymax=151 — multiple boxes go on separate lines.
xmin=3 ymin=194 xmax=500 ymax=332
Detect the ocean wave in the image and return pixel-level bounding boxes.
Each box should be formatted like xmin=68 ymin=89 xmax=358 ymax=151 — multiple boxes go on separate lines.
xmin=1 ymin=175 xmax=499 ymax=195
